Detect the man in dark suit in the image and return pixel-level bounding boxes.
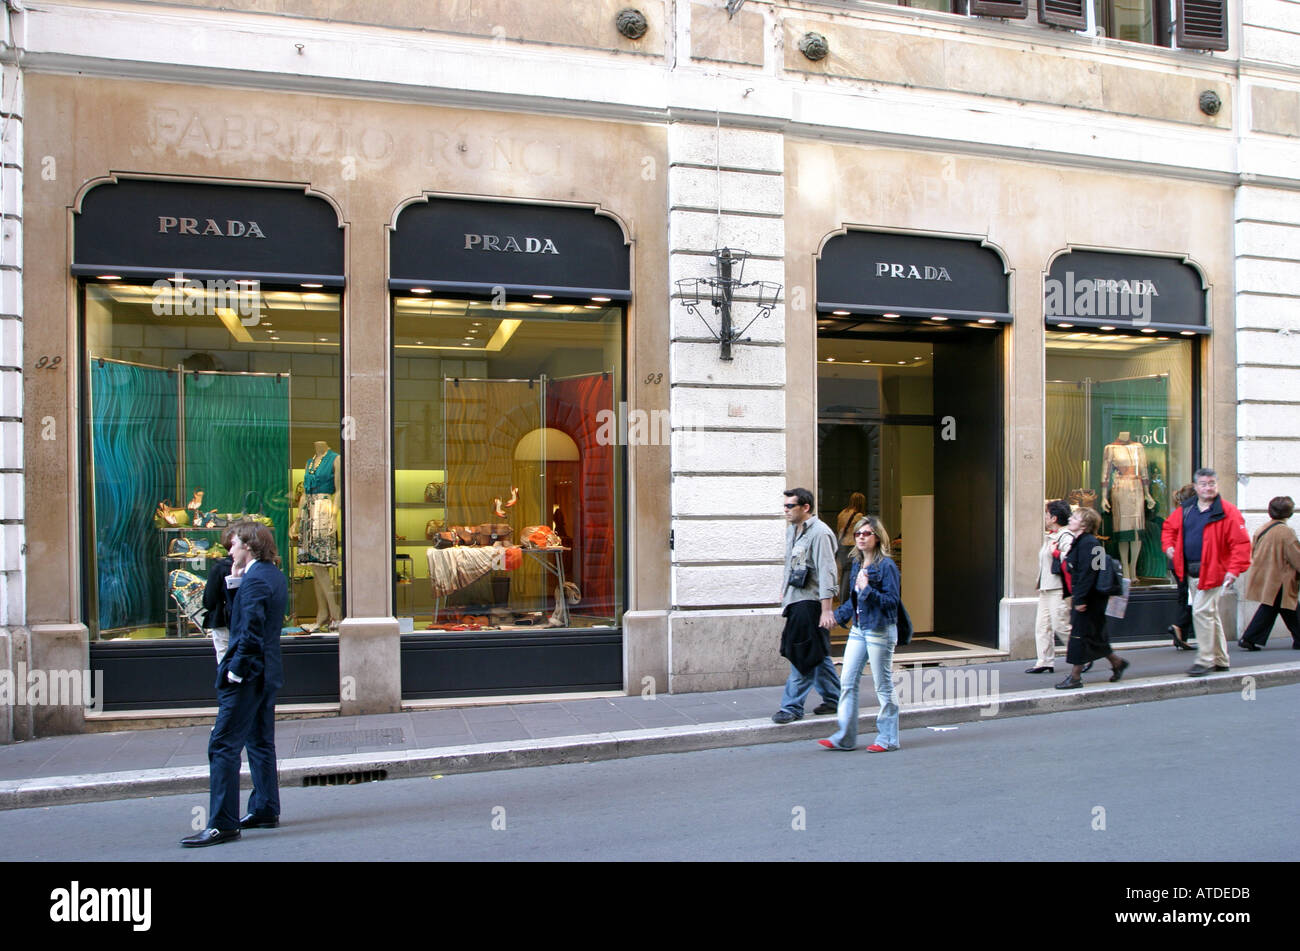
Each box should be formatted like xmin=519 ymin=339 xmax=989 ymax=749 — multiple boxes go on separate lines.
xmin=182 ymin=521 xmax=288 ymax=848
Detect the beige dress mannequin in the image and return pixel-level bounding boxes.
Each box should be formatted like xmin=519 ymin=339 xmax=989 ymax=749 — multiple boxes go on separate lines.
xmin=291 ymin=440 xmax=342 ymax=632
xmin=1100 ymin=432 xmax=1155 ymax=580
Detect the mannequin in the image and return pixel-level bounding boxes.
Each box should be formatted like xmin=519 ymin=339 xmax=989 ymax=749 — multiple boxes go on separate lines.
xmin=1100 ymin=431 xmax=1155 ymax=580
xmin=291 ymin=440 xmax=342 ymax=632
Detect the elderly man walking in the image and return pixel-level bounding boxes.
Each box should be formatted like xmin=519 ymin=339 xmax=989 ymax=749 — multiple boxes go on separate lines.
xmin=1161 ymin=468 xmax=1251 ymax=677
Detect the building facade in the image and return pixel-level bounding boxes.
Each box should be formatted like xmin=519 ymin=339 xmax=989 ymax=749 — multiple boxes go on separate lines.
xmin=2 ymin=0 xmax=1297 ymax=739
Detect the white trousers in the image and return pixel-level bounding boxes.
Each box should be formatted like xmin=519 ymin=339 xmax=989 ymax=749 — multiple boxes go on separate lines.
xmin=1192 ymin=583 xmax=1230 ymax=669
xmin=1033 ymin=590 xmax=1071 ymax=666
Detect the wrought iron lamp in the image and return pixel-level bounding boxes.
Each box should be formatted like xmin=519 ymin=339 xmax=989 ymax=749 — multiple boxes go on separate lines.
xmin=676 ymin=247 xmax=782 ymax=361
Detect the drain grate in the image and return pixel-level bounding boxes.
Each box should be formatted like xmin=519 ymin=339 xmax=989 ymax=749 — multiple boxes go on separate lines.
xmin=303 ymin=769 xmax=388 ymax=786
xmin=294 ymin=728 xmax=406 ymax=754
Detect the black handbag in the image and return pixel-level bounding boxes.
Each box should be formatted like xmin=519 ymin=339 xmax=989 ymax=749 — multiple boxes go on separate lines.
xmin=896 ymin=601 xmax=914 ymax=646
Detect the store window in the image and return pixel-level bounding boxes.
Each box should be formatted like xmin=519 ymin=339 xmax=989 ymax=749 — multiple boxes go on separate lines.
xmin=1046 ymin=331 xmax=1195 ymax=587
xmin=391 ymin=296 xmax=624 ymax=634
xmin=83 ymin=281 xmax=343 ymax=640
xmin=74 ymin=180 xmax=345 ymax=643
xmin=388 ymin=196 xmax=629 ymax=640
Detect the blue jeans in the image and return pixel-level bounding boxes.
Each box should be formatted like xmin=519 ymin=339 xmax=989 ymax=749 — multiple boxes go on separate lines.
xmin=829 ymin=625 xmax=899 ymax=749
xmin=779 ymin=655 xmax=840 ymax=716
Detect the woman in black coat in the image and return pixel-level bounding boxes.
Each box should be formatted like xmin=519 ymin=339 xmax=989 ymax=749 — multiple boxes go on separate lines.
xmin=1057 ymin=507 xmax=1131 ymax=689
xmin=202 ymin=524 xmax=240 ymax=661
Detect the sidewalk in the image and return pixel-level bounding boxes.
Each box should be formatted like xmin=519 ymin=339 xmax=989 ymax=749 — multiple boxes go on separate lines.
xmin=3 ymin=641 xmax=1299 ymax=810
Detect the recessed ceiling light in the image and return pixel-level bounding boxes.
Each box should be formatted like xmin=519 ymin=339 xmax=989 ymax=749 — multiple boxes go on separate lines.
xmin=412 ymin=288 xmax=432 ymax=294
xmin=862 ymin=359 xmax=871 ymax=364
xmin=1099 ymin=325 xmax=1116 ymax=331
xmin=897 ymin=360 xmax=906 ymax=365
xmin=930 ymin=316 xmax=948 ymax=322
xmin=472 ymin=322 xmax=482 ymax=326
xmin=301 ymin=283 xmax=323 ymax=289
xmin=532 ymin=293 xmax=553 ymax=300
xmin=318 ymin=337 xmax=328 ymax=342
xmin=1141 ymin=327 xmax=1157 ymax=333
xmin=461 ymin=342 xmax=472 ymax=346
xmin=832 ymin=310 xmax=850 ymax=316
xmin=270 ymin=335 xmax=280 ymax=340
xmin=882 ymin=313 xmax=900 ymax=319
xmin=826 ymin=357 xmax=836 ymax=362
xmin=977 ymin=318 xmax=997 ymax=324
xmin=1058 ymin=323 xmax=1074 ymax=328
xmin=96 ymin=275 xmax=121 ymax=280
xmin=591 ymin=296 xmax=611 ymax=303
xmin=236 ymin=279 xmax=258 ymax=287
xmin=1180 ymin=330 xmax=1196 ymax=336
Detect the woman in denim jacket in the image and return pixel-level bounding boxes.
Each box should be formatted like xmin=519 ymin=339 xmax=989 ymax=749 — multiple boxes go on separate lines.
xmin=820 ymin=515 xmax=902 ymax=752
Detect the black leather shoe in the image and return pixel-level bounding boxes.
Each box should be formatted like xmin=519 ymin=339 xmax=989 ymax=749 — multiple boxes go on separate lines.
xmin=812 ymin=702 xmax=837 ymax=715
xmin=1109 ymin=658 xmax=1131 ymax=682
xmin=1080 ymin=661 xmax=1093 ymax=673
xmin=771 ymin=710 xmax=803 ymax=724
xmin=1214 ymin=665 xmax=1230 ymax=671
xmin=1025 ymin=666 xmax=1055 ymax=674
xmin=1170 ymin=625 xmax=1194 ymax=651
xmin=1054 ymin=677 xmax=1083 ymax=689
xmin=1187 ymin=664 xmax=1212 ymax=677
xmin=240 ymin=813 xmax=279 ymax=829
xmin=1236 ymin=640 xmax=1261 ymax=652
xmin=180 ymin=827 xmax=240 ymax=848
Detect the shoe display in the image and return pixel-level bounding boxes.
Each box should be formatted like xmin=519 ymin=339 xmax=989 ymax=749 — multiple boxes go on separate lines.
xmin=1109 ymin=658 xmax=1131 ymax=682
xmin=771 ymin=710 xmax=802 ymax=724
xmin=180 ymin=827 xmax=240 ymax=848
xmin=1054 ymin=677 xmax=1083 ymax=689
xmin=812 ymin=702 xmax=837 ymax=715
xmin=1025 ymin=666 xmax=1055 ymax=674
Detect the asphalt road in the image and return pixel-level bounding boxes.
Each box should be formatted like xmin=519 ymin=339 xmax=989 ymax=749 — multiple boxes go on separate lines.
xmin=3 ymin=684 xmax=1297 ymax=862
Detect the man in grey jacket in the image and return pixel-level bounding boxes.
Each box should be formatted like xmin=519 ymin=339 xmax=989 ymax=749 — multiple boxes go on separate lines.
xmin=772 ymin=487 xmax=842 ymax=723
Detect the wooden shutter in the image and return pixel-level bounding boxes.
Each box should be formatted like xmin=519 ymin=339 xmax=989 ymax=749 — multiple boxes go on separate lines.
xmin=1038 ymin=0 xmax=1087 ymax=30
xmin=969 ymin=0 xmax=1029 ymax=19
xmin=1176 ymin=0 xmax=1229 ymax=51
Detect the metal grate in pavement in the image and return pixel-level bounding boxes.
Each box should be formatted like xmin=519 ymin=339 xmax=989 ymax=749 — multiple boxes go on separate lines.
xmin=294 ymin=728 xmax=405 ymax=754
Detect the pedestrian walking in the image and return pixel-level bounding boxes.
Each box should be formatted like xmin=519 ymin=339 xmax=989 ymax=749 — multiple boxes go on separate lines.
xmin=1160 ymin=468 xmax=1251 ymax=676
xmin=1238 ymin=496 xmax=1300 ymax=651
xmin=1056 ymin=507 xmax=1130 ymax=688
xmin=772 ymin=488 xmax=841 ymax=724
xmin=1027 ymin=499 xmax=1073 ymax=673
xmin=182 ymin=521 xmax=288 ymax=847
xmin=819 ymin=515 xmax=901 ymax=752
xmin=1167 ymin=482 xmax=1197 ymax=651
xmin=834 ymin=491 xmax=867 ymax=602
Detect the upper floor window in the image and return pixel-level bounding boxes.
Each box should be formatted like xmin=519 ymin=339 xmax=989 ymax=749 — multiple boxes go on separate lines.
xmin=965 ymin=0 xmax=1228 ymax=51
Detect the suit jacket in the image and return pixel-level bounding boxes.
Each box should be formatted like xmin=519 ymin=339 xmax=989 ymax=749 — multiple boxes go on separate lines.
xmin=216 ymin=559 xmax=288 ymax=691
xmin=1243 ymin=520 xmax=1300 ymax=611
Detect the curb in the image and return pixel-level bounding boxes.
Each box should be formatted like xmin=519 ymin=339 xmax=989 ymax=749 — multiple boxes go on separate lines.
xmin=3 ymin=663 xmax=1297 ymax=811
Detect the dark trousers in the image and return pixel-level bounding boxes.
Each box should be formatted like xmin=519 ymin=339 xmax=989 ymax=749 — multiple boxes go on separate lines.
xmin=208 ymin=679 xmax=280 ymax=831
xmin=1240 ymin=589 xmax=1300 ymax=648
xmin=1172 ymin=573 xmax=1194 ymax=637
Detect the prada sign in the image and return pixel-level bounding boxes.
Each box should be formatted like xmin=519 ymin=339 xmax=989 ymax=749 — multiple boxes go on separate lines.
xmin=1044 ymin=250 xmax=1206 ymax=331
xmin=392 ymin=197 xmax=629 ymax=299
xmin=818 ymin=231 xmax=1010 ymax=321
xmin=74 ymin=179 xmax=344 ymax=285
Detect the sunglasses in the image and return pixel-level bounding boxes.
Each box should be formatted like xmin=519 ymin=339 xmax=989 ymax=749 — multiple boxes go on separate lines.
xmin=782 ymin=503 xmax=803 ymax=510
xmin=854 ymin=529 xmax=875 ymax=537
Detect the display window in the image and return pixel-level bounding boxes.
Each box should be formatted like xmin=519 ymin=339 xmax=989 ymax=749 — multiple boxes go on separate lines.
xmin=1045 ymin=330 xmax=1197 ymax=588
xmin=81 ymin=279 xmax=344 ymax=641
xmin=391 ymin=295 xmax=625 ymax=635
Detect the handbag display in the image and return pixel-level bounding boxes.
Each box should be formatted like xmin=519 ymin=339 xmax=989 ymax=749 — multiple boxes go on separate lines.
xmin=153 ymin=500 xmax=190 ymax=528
xmin=424 ymin=482 xmax=445 ymax=504
xmin=521 ymin=525 xmax=562 ymax=549
xmin=425 ymin=518 xmax=446 ymax=541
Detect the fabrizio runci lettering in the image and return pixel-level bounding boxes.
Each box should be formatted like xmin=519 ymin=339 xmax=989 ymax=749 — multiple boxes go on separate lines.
xmin=49 ymin=882 xmax=152 ymax=932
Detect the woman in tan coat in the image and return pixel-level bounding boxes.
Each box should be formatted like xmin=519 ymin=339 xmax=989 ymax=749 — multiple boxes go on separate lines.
xmin=1239 ymin=496 xmax=1300 ymax=650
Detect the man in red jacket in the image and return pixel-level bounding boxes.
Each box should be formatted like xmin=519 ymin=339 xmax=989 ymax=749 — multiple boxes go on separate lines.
xmin=1162 ymin=468 xmax=1252 ymax=676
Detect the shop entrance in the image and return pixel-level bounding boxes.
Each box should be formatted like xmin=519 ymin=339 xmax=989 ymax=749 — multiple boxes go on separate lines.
xmin=817 ymin=324 xmax=1002 ymax=648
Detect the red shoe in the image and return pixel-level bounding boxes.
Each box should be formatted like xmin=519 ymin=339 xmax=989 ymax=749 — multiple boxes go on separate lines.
xmin=818 ymin=739 xmax=835 ymax=749
xmin=866 ymin=744 xmax=895 ymax=753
